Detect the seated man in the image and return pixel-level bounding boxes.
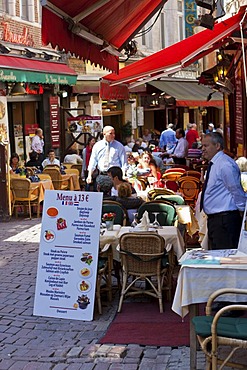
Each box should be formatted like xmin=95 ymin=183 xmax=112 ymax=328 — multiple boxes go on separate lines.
xmin=96 ymin=175 xmax=117 ymax=201
xmin=42 ymin=149 xmax=60 ymax=168
xmin=107 ymin=166 xmax=136 ymax=197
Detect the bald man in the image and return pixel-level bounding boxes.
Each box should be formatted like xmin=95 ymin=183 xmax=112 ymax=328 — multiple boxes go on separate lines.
xmin=86 ymin=126 xmax=127 ymax=185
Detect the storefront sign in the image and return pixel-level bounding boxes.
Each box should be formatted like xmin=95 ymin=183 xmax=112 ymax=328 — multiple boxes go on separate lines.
xmin=67 ymin=116 xmax=102 ymax=134
xmin=235 ymin=66 xmax=244 ymax=144
xmin=100 ymin=81 xmax=129 ymax=100
xmin=49 ymin=97 xmax=60 ymax=148
xmin=1 ymin=22 xmax=34 ymax=46
xmin=33 ymin=190 xmax=103 ymax=321
xmin=184 ymin=0 xmax=197 ymax=38
xmin=0 ymin=69 xmax=77 ymax=85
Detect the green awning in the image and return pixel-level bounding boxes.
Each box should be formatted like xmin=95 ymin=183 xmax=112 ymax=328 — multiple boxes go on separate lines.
xmin=0 ymin=55 xmax=77 ymax=85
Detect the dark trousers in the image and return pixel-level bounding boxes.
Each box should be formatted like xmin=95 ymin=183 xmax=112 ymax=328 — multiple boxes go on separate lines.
xmin=173 ymin=157 xmax=186 ymax=165
xmin=207 ymin=210 xmax=242 ymax=249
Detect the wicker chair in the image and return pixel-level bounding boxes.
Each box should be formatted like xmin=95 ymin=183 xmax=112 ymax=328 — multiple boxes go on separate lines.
xmin=180 ymin=170 xmax=202 ymax=180
xmin=192 ymin=288 xmax=247 ymax=370
xmin=43 ymin=167 xmax=70 ymax=190
xmin=165 ymin=167 xmax=186 ymax=174
xmin=118 ymin=232 xmax=169 ymax=313
xmin=162 ymin=172 xmax=183 ymax=192
xmin=177 ymin=175 xmax=201 ymax=208
xmin=147 ymin=188 xmax=175 ymax=200
xmin=154 ymin=194 xmax=185 ymax=205
xmin=10 ymin=177 xmax=40 ymax=219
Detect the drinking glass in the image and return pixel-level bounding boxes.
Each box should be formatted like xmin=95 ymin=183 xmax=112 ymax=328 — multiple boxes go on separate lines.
xmin=131 ymin=213 xmax=138 ymax=228
xmin=152 ymin=212 xmax=160 ymax=228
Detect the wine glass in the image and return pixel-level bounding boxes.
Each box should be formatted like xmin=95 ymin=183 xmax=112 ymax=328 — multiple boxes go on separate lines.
xmin=131 ymin=213 xmax=138 ymax=228
xmin=152 ymin=212 xmax=160 ymax=228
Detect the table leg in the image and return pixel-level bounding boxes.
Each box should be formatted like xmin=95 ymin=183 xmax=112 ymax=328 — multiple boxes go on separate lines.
xmin=189 ymin=303 xmax=199 ymax=370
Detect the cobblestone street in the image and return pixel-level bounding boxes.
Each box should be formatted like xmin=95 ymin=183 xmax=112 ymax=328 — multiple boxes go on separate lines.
xmin=0 ymin=218 xmax=208 ymax=369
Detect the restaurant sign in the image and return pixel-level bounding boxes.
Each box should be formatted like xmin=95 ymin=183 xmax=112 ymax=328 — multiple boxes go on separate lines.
xmin=33 ymin=190 xmax=102 ymax=321
xmin=0 ymin=69 xmax=77 ymax=85
xmin=49 ymin=97 xmax=60 ymax=148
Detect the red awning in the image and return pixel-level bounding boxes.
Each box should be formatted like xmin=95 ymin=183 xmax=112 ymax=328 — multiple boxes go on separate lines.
xmin=0 ymin=55 xmax=77 ymax=75
xmin=103 ymin=7 xmax=247 ymax=86
xmin=0 ymin=55 xmax=77 ymax=85
xmin=42 ymin=0 xmax=167 ymax=74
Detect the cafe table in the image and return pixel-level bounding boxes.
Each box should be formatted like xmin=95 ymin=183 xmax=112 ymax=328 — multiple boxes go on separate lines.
xmin=171 ymin=249 xmax=247 ymax=370
xmin=100 ymin=225 xmax=185 ymax=262
xmin=30 ymin=178 xmax=54 ymax=204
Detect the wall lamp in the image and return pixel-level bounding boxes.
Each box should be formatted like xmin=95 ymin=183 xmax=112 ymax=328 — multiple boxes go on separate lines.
xmin=195 ymin=0 xmax=216 ymax=11
xmin=0 ymin=44 xmax=11 ymax=54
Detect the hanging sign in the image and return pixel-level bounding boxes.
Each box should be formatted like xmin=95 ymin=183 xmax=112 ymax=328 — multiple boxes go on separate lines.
xmin=67 ymin=115 xmax=102 ymax=134
xmin=50 ymin=96 xmax=60 ymax=148
xmin=33 ymin=190 xmax=103 ymax=321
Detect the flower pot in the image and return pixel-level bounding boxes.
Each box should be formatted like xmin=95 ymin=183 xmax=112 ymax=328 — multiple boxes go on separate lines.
xmin=105 ymin=220 xmax=114 ymax=231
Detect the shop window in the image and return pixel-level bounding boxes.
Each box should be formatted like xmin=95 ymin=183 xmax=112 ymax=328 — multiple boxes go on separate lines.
xmin=0 ymin=0 xmax=10 ymax=13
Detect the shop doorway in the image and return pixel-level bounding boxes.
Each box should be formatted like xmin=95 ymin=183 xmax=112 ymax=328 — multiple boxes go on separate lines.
xmin=8 ymin=99 xmax=42 ymax=163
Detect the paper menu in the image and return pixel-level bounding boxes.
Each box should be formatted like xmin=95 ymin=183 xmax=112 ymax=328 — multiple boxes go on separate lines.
xmin=33 ymin=190 xmax=103 ymax=321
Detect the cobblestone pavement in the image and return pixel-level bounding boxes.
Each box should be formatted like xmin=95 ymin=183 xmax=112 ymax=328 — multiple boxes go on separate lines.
xmin=0 ymin=217 xmax=242 ymax=370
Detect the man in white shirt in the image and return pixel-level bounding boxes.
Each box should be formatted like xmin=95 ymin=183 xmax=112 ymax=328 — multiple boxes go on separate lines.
xmin=42 ymin=149 xmax=60 ymax=168
xmin=86 ymin=126 xmax=127 ymax=185
xmin=161 ymin=128 xmax=188 ymax=165
xmin=31 ymin=128 xmax=44 ymax=163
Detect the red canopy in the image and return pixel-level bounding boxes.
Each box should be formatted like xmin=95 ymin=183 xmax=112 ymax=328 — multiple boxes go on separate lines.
xmin=103 ymin=7 xmax=247 ymax=85
xmin=42 ymin=0 xmax=167 ymax=73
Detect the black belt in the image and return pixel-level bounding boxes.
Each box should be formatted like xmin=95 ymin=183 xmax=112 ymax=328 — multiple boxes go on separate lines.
xmin=207 ymin=210 xmax=239 ymax=219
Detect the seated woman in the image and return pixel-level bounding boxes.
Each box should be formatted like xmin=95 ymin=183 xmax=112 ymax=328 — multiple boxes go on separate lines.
xmin=116 ymin=182 xmax=144 ymax=223
xmin=9 ymin=153 xmax=20 ymax=174
xmin=137 ymin=151 xmax=159 ymax=179
xmin=63 ymin=148 xmax=83 ymax=165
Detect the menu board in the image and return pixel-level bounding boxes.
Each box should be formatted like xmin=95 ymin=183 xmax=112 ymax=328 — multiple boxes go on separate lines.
xmin=33 ymin=190 xmax=103 ymax=321
xmin=238 ymin=200 xmax=247 ymax=254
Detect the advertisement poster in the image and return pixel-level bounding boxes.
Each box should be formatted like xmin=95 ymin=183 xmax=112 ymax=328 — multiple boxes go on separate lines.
xmin=238 ymin=200 xmax=247 ymax=254
xmin=33 ymin=190 xmax=103 ymax=321
xmin=67 ymin=115 xmax=102 ymax=134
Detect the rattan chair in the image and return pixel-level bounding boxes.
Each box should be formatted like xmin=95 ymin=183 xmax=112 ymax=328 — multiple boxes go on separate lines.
xmin=147 ymin=188 xmax=175 ymax=200
xmin=192 ymin=288 xmax=247 ymax=370
xmin=43 ymin=167 xmax=70 ymax=190
xmin=180 ymin=170 xmax=201 ymax=180
xmin=10 ymin=177 xmax=40 ymax=219
xmin=177 ymin=175 xmax=201 ymax=207
xmin=102 ymin=200 xmax=128 ymax=226
xmin=118 ymin=232 xmax=168 ymax=313
xmin=165 ymin=167 xmax=186 ymax=174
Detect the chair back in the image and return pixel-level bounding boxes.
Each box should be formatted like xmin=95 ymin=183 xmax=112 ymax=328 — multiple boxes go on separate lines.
xmin=154 ymin=194 xmax=185 ymax=205
xmin=43 ymin=167 xmax=63 ymax=189
xmin=11 ymin=178 xmax=32 ymax=198
xmin=162 ymin=172 xmax=183 ymax=192
xmin=177 ymin=175 xmax=201 ymax=207
xmin=148 ymin=187 xmax=175 ymax=200
xmin=71 ymin=164 xmax=83 ymax=175
xmin=25 ymin=167 xmax=35 ymax=176
xmin=165 ymin=167 xmax=186 ymax=174
xmin=180 ymin=170 xmax=201 ymax=180
xmin=38 ymin=173 xmax=51 ymax=180
xmin=119 ymin=232 xmax=165 ymax=276
xmin=137 ymin=200 xmax=177 ymax=226
xmin=102 ymin=200 xmax=128 ymax=226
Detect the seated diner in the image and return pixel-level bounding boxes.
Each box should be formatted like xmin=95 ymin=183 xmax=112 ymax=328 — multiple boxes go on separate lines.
xmin=42 ymin=149 xmax=60 ymax=168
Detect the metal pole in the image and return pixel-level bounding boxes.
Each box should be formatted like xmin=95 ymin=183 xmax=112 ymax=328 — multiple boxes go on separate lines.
xmin=240 ymin=9 xmax=247 ymax=97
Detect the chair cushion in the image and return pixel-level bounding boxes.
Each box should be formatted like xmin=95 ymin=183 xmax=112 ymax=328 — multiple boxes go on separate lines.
xmin=192 ymin=316 xmax=247 ymax=339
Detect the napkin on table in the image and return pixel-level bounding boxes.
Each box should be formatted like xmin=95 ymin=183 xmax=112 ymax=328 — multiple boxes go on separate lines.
xmin=135 ymin=210 xmax=150 ymax=231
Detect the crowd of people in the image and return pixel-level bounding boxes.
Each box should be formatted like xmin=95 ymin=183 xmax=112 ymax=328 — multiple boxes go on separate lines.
xmin=8 ymin=122 xmax=247 ymax=249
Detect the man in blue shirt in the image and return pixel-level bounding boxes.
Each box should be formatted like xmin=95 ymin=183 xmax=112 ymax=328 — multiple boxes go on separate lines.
xmin=159 ymin=123 xmax=177 ymax=151
xmin=86 ymin=126 xmax=127 ymax=185
xmin=201 ymin=132 xmax=247 ymax=249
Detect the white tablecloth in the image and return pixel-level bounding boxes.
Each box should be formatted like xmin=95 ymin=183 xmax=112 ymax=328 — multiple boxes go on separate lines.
xmin=172 ymin=250 xmax=247 ymax=318
xmin=101 ymin=225 xmax=185 ymax=261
